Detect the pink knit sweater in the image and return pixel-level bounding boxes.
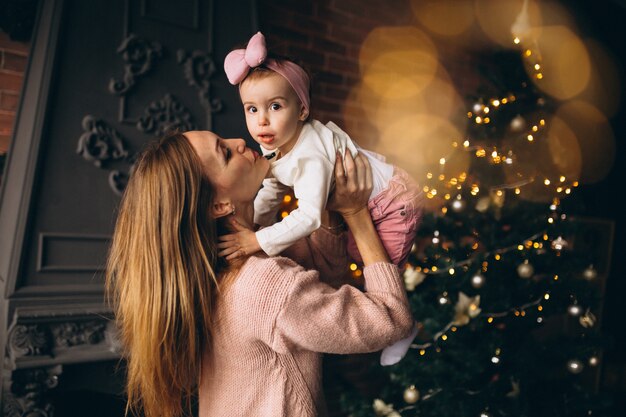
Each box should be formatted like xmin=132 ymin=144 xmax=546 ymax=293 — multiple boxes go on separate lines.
xmin=198 ymin=229 xmax=414 ymax=416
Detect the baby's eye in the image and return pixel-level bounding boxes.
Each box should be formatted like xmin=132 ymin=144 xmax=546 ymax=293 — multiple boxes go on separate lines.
xmin=246 ymin=106 xmax=257 ymax=114
xmin=270 ymin=103 xmax=281 ymax=111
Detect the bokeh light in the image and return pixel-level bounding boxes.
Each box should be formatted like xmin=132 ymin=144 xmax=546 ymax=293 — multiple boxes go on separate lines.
xmin=376 ymin=115 xmax=465 ymax=181
xmin=579 ymin=39 xmax=622 ymax=117
xmin=411 ymin=0 xmax=475 ymax=37
xmin=475 ymin=0 xmax=542 ymax=46
xmin=527 ymin=26 xmax=591 ymax=100
xmin=554 ymin=100 xmax=615 ymax=184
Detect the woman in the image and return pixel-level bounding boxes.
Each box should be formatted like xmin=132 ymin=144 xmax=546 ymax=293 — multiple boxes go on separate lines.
xmin=106 ymin=130 xmax=414 ymax=417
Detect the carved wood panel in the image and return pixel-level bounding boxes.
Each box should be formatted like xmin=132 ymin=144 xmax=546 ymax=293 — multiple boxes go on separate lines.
xmin=0 ymin=0 xmax=257 ymax=413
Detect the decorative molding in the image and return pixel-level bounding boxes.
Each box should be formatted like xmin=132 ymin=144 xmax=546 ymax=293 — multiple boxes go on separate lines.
xmin=6 ymin=320 xmax=109 ymax=364
xmin=140 ymin=0 xmax=200 ymax=30
xmin=76 ymin=115 xmax=129 ymax=168
xmin=177 ymin=49 xmax=223 ymax=114
xmin=109 ymin=170 xmax=130 ymax=196
xmin=6 ymin=324 xmax=49 ymax=359
xmin=76 ymin=116 xmax=136 ymax=194
xmin=4 ymin=304 xmax=119 ymax=372
xmin=37 ymin=233 xmax=110 ymax=272
xmin=50 ymin=321 xmax=107 ymax=348
xmin=3 ymin=365 xmax=61 ymax=417
xmin=109 ymin=34 xmax=163 ymax=96
xmin=137 ymin=94 xmax=197 ymax=136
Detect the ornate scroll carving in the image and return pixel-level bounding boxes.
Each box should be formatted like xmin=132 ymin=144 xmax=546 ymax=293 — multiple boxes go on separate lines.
xmin=6 ymin=320 xmax=109 ymax=362
xmin=76 ymin=115 xmax=129 ymax=167
xmin=50 ymin=321 xmax=107 ymax=348
xmin=108 ymin=170 xmax=129 ymax=196
xmin=7 ymin=325 xmax=50 ymax=360
xmin=3 ymin=366 xmax=61 ymax=417
xmin=137 ymin=93 xmax=196 ymax=136
xmin=77 ymin=115 xmax=135 ymax=194
xmin=177 ymin=49 xmax=223 ymax=113
xmin=109 ymin=34 xmax=163 ymax=95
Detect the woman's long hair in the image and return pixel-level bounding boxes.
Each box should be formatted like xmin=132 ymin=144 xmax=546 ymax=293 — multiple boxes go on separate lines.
xmin=106 ymin=133 xmax=224 ymax=417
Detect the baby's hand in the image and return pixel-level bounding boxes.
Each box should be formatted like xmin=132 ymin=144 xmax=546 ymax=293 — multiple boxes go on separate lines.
xmin=218 ymin=219 xmax=262 ymax=260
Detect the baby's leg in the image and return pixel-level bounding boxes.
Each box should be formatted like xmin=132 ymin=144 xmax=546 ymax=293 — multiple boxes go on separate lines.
xmin=365 ymin=168 xmax=424 ymax=365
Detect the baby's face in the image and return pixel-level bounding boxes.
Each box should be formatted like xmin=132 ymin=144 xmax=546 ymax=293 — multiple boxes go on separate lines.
xmin=240 ymin=72 xmax=306 ymax=155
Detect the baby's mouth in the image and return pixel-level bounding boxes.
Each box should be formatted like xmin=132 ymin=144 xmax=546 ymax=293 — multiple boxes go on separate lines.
xmin=259 ymin=134 xmax=275 ymax=145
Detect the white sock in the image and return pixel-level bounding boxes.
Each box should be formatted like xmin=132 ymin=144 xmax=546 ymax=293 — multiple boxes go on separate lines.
xmin=380 ymin=322 xmax=419 ymax=366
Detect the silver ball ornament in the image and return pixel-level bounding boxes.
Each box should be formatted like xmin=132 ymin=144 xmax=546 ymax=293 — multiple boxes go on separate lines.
xmin=403 ymin=385 xmax=420 ymax=404
xmin=438 ymin=294 xmax=451 ymax=305
xmin=567 ymin=304 xmax=582 ymax=317
xmin=551 ymin=236 xmax=569 ymax=251
xmin=471 ymin=273 xmax=486 ymax=288
xmin=451 ymin=198 xmax=466 ymax=212
xmin=583 ymin=265 xmax=598 ymax=281
xmin=510 ymin=115 xmax=526 ymax=132
xmin=517 ymin=261 xmax=534 ymax=279
xmin=567 ymin=359 xmax=584 ymax=374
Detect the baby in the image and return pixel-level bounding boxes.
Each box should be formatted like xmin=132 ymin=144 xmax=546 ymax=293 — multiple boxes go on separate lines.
xmin=222 ymin=32 xmax=423 ymax=366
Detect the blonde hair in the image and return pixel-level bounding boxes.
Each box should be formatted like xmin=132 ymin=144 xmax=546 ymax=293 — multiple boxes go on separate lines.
xmin=106 ymin=133 xmax=225 ymax=417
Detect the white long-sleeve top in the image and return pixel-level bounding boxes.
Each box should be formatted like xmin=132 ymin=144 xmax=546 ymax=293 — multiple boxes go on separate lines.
xmin=254 ymin=119 xmax=394 ymax=256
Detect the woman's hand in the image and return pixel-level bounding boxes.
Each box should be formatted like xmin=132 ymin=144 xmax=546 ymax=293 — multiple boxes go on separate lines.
xmin=326 ymin=151 xmax=372 ymax=217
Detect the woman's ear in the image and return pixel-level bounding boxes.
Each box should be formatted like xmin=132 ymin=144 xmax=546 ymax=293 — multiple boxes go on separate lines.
xmin=212 ymin=200 xmax=234 ymax=218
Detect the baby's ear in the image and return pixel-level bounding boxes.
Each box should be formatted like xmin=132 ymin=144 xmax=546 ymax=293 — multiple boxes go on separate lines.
xmin=299 ymin=106 xmax=309 ymax=121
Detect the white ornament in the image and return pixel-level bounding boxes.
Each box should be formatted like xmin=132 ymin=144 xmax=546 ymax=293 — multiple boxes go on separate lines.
xmin=471 ymin=273 xmax=486 ymax=288
xmin=567 ymin=359 xmax=584 ymax=374
xmin=404 ymin=266 xmax=426 ymax=291
xmin=517 ymin=260 xmax=534 ymax=278
xmin=583 ymin=265 xmax=598 ymax=281
xmin=567 ymin=304 xmax=582 ymax=317
xmin=475 ymin=197 xmax=490 ymax=213
xmin=510 ymin=115 xmax=526 ymax=132
xmin=451 ymin=198 xmax=466 ymax=212
xmin=551 ymin=236 xmax=569 ymax=251
xmin=453 ymin=292 xmax=481 ymax=326
xmin=373 ymin=399 xmax=394 ymax=416
xmin=403 ymin=385 xmax=420 ymax=404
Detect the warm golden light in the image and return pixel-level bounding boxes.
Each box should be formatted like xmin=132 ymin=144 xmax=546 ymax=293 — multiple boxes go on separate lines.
xmin=555 ymin=100 xmax=615 ymax=184
xmin=411 ymin=0 xmax=475 ymax=37
xmin=527 ymin=26 xmax=591 ymax=99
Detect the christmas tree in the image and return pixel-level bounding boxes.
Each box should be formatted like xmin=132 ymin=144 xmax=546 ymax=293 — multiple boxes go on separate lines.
xmin=334 ymin=1 xmax=616 ymax=416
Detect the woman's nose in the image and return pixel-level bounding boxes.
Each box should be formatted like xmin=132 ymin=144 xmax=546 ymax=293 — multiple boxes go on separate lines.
xmin=234 ymin=138 xmax=246 ymax=153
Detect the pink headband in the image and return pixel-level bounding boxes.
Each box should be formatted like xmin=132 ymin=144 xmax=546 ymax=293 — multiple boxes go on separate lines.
xmin=224 ymin=32 xmax=310 ymax=112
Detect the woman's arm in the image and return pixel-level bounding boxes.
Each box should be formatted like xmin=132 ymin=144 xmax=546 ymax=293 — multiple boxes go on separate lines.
xmin=330 ymin=151 xmax=389 ymax=266
xmin=267 ymin=152 xmax=413 ymax=354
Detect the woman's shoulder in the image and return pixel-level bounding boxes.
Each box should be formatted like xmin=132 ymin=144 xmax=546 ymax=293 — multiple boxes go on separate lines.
xmin=227 ymin=255 xmax=316 ymax=319
xmin=234 ymin=255 xmax=313 ymax=291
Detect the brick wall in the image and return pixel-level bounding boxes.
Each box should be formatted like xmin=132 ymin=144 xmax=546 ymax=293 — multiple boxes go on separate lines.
xmin=256 ymin=3 xmax=418 ymax=415
xmin=0 ymin=31 xmax=29 ymax=154
xmin=258 ymin=0 xmax=415 ymax=141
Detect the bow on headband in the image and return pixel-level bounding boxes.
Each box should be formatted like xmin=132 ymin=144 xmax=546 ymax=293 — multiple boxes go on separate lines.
xmin=224 ymin=32 xmax=311 ymax=112
xmin=224 ymin=32 xmax=267 ymax=85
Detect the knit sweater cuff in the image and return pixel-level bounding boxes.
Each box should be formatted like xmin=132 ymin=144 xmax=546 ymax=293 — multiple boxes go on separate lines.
xmin=362 ymin=262 xmax=404 ymax=293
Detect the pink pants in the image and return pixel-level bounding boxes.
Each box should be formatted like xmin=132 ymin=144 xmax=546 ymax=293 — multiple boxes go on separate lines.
xmin=347 ymin=167 xmax=424 ymax=270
